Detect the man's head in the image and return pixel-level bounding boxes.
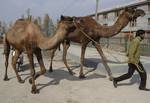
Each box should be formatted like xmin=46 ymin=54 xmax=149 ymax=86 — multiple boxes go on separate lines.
xmin=135 ymin=29 xmax=145 ymax=40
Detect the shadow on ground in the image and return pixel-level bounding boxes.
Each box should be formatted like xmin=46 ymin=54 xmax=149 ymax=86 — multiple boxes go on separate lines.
xmin=37 ymin=66 xmax=106 ymax=91
xmin=117 ymin=74 xmax=140 ymax=86
xmin=7 ymin=63 xmax=39 ymax=80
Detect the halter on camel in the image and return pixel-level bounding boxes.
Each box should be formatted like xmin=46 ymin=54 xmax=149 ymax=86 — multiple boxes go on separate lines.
xmin=72 ymin=17 xmax=113 ymax=78
xmin=72 ymin=14 xmax=144 ymax=74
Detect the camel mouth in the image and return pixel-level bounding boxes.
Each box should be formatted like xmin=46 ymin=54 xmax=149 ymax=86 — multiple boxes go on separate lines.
xmin=131 ymin=9 xmax=145 ymax=21
xmin=136 ymin=9 xmax=145 ymax=17
xmin=140 ymin=12 xmax=145 ymax=17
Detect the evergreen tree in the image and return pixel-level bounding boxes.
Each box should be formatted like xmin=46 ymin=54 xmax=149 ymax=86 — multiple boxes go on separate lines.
xmin=43 ymin=14 xmax=55 ymax=36
xmin=37 ymin=16 xmax=42 ymax=30
xmin=0 ymin=21 xmax=2 ymax=36
xmin=43 ymin=14 xmax=50 ymax=36
xmin=21 ymin=14 xmax=25 ymax=20
xmin=26 ymin=8 xmax=32 ymax=21
xmin=2 ymin=22 xmax=7 ymax=33
xmin=34 ymin=19 xmax=39 ymax=27
xmin=49 ymin=17 xmax=55 ymax=35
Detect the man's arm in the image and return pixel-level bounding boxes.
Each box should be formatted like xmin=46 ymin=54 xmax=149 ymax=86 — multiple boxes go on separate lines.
xmin=128 ymin=40 xmax=139 ymax=63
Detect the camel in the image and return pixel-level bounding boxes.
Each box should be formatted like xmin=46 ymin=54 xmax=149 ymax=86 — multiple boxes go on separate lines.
xmin=48 ymin=7 xmax=145 ymax=79
xmin=3 ymin=17 xmax=76 ymax=94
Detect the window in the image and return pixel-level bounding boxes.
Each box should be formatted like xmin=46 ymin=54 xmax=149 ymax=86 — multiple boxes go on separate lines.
xmin=148 ymin=18 xmax=150 ymax=25
xmin=148 ymin=4 xmax=150 ymax=12
xmin=115 ymin=11 xmax=120 ymax=17
xmin=103 ymin=23 xmax=108 ymax=26
xmin=95 ymin=15 xmax=99 ymax=21
xmin=129 ymin=20 xmax=137 ymax=27
xmin=103 ymin=13 xmax=108 ymax=19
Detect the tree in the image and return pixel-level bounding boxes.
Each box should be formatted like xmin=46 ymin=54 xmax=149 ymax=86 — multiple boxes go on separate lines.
xmin=9 ymin=21 xmax=13 ymax=28
xmin=34 ymin=19 xmax=39 ymax=28
xmin=49 ymin=17 xmax=55 ymax=35
xmin=43 ymin=14 xmax=55 ymax=36
xmin=26 ymin=8 xmax=32 ymax=21
xmin=0 ymin=21 xmax=2 ymax=36
xmin=43 ymin=14 xmax=50 ymax=36
xmin=2 ymin=22 xmax=7 ymax=34
xmin=21 ymin=14 xmax=25 ymax=19
xmin=37 ymin=16 xmax=42 ymax=30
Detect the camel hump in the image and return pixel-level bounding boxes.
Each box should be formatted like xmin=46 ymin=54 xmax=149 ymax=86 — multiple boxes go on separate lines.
xmin=17 ymin=18 xmax=25 ymax=21
xmin=14 ymin=19 xmax=31 ymax=27
xmin=15 ymin=18 xmax=31 ymax=24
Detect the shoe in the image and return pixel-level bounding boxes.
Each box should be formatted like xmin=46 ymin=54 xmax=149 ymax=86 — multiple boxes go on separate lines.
xmin=113 ymin=79 xmax=117 ymax=88
xmin=139 ymin=87 xmax=150 ymax=91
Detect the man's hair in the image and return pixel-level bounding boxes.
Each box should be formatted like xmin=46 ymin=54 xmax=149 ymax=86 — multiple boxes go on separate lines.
xmin=136 ymin=29 xmax=145 ymax=37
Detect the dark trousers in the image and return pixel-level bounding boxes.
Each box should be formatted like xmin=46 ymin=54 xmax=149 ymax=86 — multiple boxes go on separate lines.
xmin=114 ymin=62 xmax=147 ymax=88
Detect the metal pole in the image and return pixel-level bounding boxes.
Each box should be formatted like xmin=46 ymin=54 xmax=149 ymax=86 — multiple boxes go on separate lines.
xmin=95 ymin=0 xmax=99 ymax=21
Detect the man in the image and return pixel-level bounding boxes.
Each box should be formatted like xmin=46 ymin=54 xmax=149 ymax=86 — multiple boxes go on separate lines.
xmin=113 ymin=29 xmax=149 ymax=91
xmin=11 ymin=49 xmax=24 ymax=72
xmin=17 ymin=52 xmax=24 ymax=71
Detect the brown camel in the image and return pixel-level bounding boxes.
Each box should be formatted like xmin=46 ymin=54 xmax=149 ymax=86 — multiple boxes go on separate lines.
xmin=3 ymin=17 xmax=76 ymax=94
xmin=48 ymin=7 xmax=145 ymax=79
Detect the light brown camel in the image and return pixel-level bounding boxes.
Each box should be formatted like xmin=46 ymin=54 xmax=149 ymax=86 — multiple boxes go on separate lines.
xmin=3 ymin=17 xmax=76 ymax=94
xmin=48 ymin=8 xmax=145 ymax=79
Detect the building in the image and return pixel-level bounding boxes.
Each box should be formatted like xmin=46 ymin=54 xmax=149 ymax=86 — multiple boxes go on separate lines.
xmin=90 ymin=0 xmax=150 ymax=38
xmin=89 ymin=0 xmax=150 ymax=55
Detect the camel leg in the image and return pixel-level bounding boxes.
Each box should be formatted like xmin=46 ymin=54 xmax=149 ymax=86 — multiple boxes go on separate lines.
xmin=63 ymin=40 xmax=74 ymax=75
xmin=3 ymin=45 xmax=10 ymax=81
xmin=79 ymin=43 xmax=87 ymax=78
xmin=94 ymin=43 xmax=113 ymax=81
xmin=27 ymin=51 xmax=39 ymax=94
xmin=11 ymin=50 xmax=24 ymax=83
xmin=48 ymin=48 xmax=57 ymax=72
xmin=31 ymin=49 xmax=46 ymax=81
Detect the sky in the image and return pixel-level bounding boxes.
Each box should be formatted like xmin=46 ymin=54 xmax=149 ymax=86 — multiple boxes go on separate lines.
xmin=0 ymin=0 xmax=144 ymax=23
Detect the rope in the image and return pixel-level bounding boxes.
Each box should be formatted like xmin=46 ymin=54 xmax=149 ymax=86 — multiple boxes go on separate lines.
xmin=73 ymin=20 xmax=127 ymax=64
xmin=128 ymin=22 xmax=133 ymax=42
xmin=73 ymin=21 xmax=100 ymax=46
xmin=73 ymin=19 xmax=143 ymax=77
xmin=73 ymin=20 xmax=113 ymax=80
xmin=134 ymin=63 xmax=144 ymax=73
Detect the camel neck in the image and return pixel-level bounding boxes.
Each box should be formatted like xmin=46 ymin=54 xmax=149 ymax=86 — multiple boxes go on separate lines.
xmin=38 ymin=27 xmax=67 ymax=50
xmin=113 ymin=13 xmax=130 ymax=32
xmin=97 ymin=12 xmax=130 ymax=37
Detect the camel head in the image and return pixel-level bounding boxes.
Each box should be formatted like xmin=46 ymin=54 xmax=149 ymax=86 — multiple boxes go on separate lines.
xmin=132 ymin=9 xmax=145 ymax=20
xmin=124 ymin=7 xmax=145 ymax=21
xmin=59 ymin=15 xmax=76 ymax=32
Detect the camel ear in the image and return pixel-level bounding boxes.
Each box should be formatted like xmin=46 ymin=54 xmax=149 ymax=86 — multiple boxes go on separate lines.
xmin=78 ymin=19 xmax=84 ymax=24
xmin=60 ymin=15 xmax=64 ymax=20
xmin=125 ymin=7 xmax=136 ymax=14
xmin=124 ymin=7 xmax=128 ymax=11
xmin=125 ymin=7 xmax=136 ymax=11
xmin=124 ymin=7 xmax=131 ymax=11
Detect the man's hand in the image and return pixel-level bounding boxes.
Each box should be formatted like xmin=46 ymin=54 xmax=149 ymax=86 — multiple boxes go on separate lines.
xmin=130 ymin=59 xmax=136 ymax=64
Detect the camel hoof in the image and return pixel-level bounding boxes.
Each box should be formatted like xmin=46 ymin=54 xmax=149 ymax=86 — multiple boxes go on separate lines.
xmin=69 ymin=71 xmax=75 ymax=75
xmin=48 ymin=69 xmax=53 ymax=73
xmin=17 ymin=69 xmax=21 ymax=72
xmin=31 ymin=89 xmax=39 ymax=94
xmin=29 ymin=78 xmax=32 ymax=84
xmin=19 ymin=79 xmax=25 ymax=84
xmin=3 ymin=77 xmax=10 ymax=81
xmin=109 ymin=76 xmax=113 ymax=81
xmin=79 ymin=75 xmax=86 ymax=79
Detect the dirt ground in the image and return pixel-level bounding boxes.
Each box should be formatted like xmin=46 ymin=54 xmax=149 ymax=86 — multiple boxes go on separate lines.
xmin=0 ymin=45 xmax=150 ymax=103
